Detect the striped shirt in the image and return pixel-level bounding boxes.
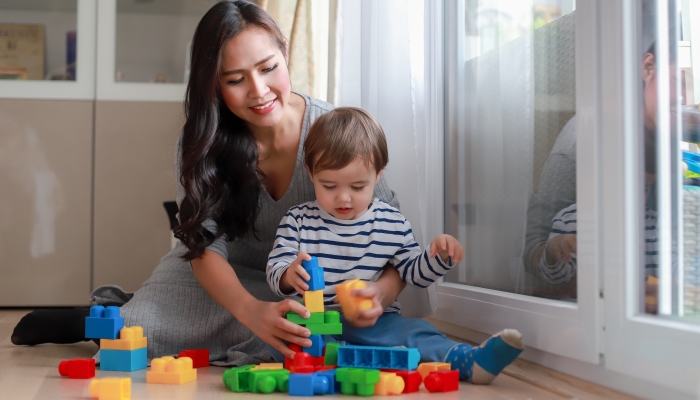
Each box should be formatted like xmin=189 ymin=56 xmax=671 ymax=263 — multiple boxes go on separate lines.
xmin=266 ymin=198 xmax=454 ymax=313
xmin=539 ymin=203 xmax=659 ymax=285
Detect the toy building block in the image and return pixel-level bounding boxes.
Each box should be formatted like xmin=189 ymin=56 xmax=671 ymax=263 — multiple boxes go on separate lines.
xmin=424 ymin=370 xmax=459 ymax=393
xmin=416 ymin=361 xmax=452 ymax=379
xmin=85 ymin=305 xmax=124 ymax=340
xmin=290 ymin=352 xmax=315 ymax=374
xmin=302 ymin=256 xmax=326 ymax=291
xmin=99 ymin=348 xmax=147 ymax=372
xmin=289 ymin=373 xmax=330 ymax=396
xmin=315 ymin=369 xmax=340 ymax=394
xmin=324 ymin=342 xmax=341 ymax=365
xmin=335 ymin=279 xmax=373 ymax=317
xmin=222 ymin=365 xmax=254 ymax=392
xmin=178 ymin=349 xmax=209 ymax=368
xmin=286 ymin=311 xmax=324 ymax=325
xmin=249 ymin=369 xmax=290 ymax=393
xmin=252 ymin=363 xmax=284 ymax=370
xmin=100 ymin=326 xmax=147 ymax=351
xmin=303 ymin=290 xmax=325 ymax=313
xmin=336 ymin=367 xmax=380 ymax=396
xmin=285 ymin=344 xmax=302 ymax=370
xmin=306 ymin=323 xmax=342 ymax=335
xmin=309 ymin=356 xmax=325 ymax=367
xmin=325 ymin=310 xmax=340 ymax=324
xmin=391 ymin=370 xmax=422 ymax=393
xmin=337 ymin=345 xmax=420 ymax=370
xmin=316 ymin=365 xmax=337 ymax=372
xmin=374 ymin=372 xmax=405 ymax=395
xmin=58 ymin=358 xmax=95 ymax=379
xmin=89 ymin=377 xmax=131 ymax=400
xmin=303 ymin=334 xmax=325 ymax=357
xmin=146 ymin=356 xmax=197 ymax=384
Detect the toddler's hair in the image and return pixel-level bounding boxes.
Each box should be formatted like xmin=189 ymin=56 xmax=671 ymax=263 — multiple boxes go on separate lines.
xmin=304 ymin=107 xmax=388 ymax=175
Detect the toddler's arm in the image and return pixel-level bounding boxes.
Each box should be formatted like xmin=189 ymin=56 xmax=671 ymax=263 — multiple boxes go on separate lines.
xmin=538 ymin=203 xmax=577 ymax=286
xmin=267 ymin=208 xmax=305 ymax=297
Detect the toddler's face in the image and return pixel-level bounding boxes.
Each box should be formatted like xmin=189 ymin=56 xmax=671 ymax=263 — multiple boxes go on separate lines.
xmin=309 ymin=159 xmax=382 ymax=220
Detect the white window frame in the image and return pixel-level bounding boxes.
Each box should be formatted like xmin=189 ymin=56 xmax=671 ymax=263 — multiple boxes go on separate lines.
xmin=430 ymin=0 xmax=600 ymax=365
xmin=0 ymin=0 xmax=96 ymax=100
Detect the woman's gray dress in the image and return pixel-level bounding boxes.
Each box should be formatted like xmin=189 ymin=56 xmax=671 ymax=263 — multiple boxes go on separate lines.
xmin=91 ymin=93 xmax=399 ymax=366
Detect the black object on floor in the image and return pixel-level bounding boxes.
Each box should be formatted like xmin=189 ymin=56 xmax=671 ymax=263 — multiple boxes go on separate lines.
xmin=11 ymin=308 xmax=91 ymax=346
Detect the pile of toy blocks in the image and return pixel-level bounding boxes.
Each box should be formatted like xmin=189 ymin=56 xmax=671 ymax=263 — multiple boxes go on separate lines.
xmin=58 ymin=305 xmax=211 ymax=400
xmin=222 ymin=256 xmax=460 ymax=396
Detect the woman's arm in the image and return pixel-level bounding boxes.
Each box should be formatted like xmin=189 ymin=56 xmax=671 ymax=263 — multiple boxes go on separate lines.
xmin=191 ymin=250 xmax=311 ymax=358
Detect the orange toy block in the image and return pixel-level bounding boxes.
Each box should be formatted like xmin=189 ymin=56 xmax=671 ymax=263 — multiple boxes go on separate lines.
xmin=335 ymin=279 xmax=373 ymax=317
xmin=417 ymin=362 xmax=452 ymax=379
xmin=303 ymin=290 xmax=325 ymax=313
xmin=252 ymin=363 xmax=284 ymax=370
xmin=146 ymin=356 xmax=197 ymax=384
xmin=374 ymin=372 xmax=405 ymax=395
xmin=100 ymin=326 xmax=147 ymax=351
xmin=89 ymin=378 xmax=131 ymax=400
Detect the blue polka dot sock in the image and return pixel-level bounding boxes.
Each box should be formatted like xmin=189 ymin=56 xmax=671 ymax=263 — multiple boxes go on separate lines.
xmin=443 ymin=329 xmax=524 ymax=384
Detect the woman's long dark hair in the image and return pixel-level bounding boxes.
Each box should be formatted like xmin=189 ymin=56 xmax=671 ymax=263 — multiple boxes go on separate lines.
xmin=174 ymin=0 xmax=287 ymax=260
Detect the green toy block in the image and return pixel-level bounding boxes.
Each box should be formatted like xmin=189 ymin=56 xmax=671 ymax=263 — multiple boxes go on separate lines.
xmin=306 ymin=323 xmax=342 ymax=335
xmin=336 ymin=367 xmax=380 ymax=396
xmin=286 ymin=312 xmax=324 ymax=325
xmin=324 ymin=342 xmax=341 ymax=365
xmin=324 ymin=311 xmax=340 ymax=324
xmin=249 ymin=369 xmax=290 ymax=393
xmin=222 ymin=365 xmax=254 ymax=392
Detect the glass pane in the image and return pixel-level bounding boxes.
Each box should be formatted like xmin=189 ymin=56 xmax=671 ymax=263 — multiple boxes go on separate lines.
xmin=444 ymin=0 xmax=578 ymax=300
xmin=644 ymin=0 xmax=700 ymax=322
xmin=0 ymin=0 xmax=78 ymax=80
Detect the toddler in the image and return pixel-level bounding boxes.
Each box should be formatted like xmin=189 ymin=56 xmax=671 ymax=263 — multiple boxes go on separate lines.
xmin=266 ymin=107 xmax=523 ymax=384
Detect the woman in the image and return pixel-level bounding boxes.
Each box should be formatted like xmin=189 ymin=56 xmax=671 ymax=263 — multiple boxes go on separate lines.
xmin=12 ymin=0 xmax=404 ymax=365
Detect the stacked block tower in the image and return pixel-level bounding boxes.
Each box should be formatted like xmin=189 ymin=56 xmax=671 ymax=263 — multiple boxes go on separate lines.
xmin=86 ymin=305 xmax=147 ymax=372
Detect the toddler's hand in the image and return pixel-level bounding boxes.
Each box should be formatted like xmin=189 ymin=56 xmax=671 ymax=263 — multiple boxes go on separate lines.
xmin=342 ymin=282 xmax=384 ymax=328
xmin=429 ymin=234 xmax=464 ymax=264
xmin=544 ymin=234 xmax=577 ymax=265
xmin=281 ymin=252 xmax=312 ymax=294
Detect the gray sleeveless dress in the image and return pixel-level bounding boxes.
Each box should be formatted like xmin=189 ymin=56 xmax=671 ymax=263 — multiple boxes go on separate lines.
xmin=91 ymin=93 xmax=399 ymax=366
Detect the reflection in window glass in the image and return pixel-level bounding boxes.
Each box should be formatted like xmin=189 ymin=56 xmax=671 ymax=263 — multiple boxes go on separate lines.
xmin=444 ymin=0 xmax=577 ymax=300
xmin=0 ymin=0 xmax=78 ymax=81
xmin=647 ymin=0 xmax=700 ymax=323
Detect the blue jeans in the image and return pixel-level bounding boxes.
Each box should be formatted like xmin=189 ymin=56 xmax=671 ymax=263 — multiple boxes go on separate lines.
xmin=267 ymin=312 xmax=459 ymax=363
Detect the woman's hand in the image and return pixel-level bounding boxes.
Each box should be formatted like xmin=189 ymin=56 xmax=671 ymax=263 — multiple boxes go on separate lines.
xmin=238 ymin=298 xmax=312 ymax=359
xmin=544 ymin=234 xmax=577 ymax=265
xmin=429 ymin=234 xmax=465 ymax=264
xmin=280 ymin=252 xmax=312 ymax=294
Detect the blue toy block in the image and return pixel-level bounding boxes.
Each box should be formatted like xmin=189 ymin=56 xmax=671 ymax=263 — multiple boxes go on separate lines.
xmin=337 ymin=345 xmax=420 ymax=370
xmin=289 ymin=373 xmax=330 ymax=396
xmin=315 ymin=370 xmax=340 ymax=394
xmin=303 ymin=334 xmax=324 ymax=357
xmin=100 ymin=348 xmax=147 ymax=372
xmin=85 ymin=305 xmax=124 ymax=340
xmin=302 ymin=257 xmax=325 ymax=291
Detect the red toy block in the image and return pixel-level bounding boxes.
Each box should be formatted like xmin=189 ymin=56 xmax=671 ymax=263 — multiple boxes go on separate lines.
xmin=310 ymin=356 xmax=324 ymax=367
xmin=393 ymin=370 xmax=422 ymax=393
xmin=316 ymin=365 xmax=336 ymax=372
xmin=424 ymin=370 xmax=459 ymax=393
xmin=285 ymin=344 xmax=303 ymax=370
xmin=178 ymin=349 xmax=209 ymax=368
xmin=58 ymin=358 xmax=95 ymax=379
xmin=290 ymin=352 xmax=315 ymax=374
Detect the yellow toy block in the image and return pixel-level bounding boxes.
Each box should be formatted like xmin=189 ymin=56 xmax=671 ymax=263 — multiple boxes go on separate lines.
xmin=251 ymin=363 xmax=284 ymax=370
xmin=335 ymin=279 xmax=373 ymax=317
xmin=89 ymin=377 xmax=131 ymax=400
xmin=146 ymin=356 xmax=197 ymax=384
xmin=374 ymin=372 xmax=405 ymax=395
xmin=303 ymin=290 xmax=325 ymax=313
xmin=100 ymin=326 xmax=147 ymax=350
xmin=417 ymin=362 xmax=452 ymax=379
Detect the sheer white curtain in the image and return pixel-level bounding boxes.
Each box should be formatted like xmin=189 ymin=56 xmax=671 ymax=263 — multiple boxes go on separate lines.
xmin=334 ymin=0 xmax=438 ymax=317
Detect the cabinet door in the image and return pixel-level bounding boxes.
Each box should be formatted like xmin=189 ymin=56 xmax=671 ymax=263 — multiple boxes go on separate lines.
xmin=93 ymin=101 xmax=181 ymax=292
xmin=0 ymin=99 xmax=92 ymax=306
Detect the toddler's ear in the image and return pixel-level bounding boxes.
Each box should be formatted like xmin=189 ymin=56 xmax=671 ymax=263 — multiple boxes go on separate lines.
xmin=376 ymin=169 xmax=384 ymax=181
xmin=306 ymin=166 xmax=314 ymax=180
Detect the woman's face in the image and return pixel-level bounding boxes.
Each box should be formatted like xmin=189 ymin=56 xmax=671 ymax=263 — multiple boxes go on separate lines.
xmin=219 ymin=27 xmax=291 ymax=128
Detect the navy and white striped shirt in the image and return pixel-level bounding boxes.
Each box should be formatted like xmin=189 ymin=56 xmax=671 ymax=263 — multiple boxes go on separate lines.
xmin=266 ymin=198 xmax=454 ymax=313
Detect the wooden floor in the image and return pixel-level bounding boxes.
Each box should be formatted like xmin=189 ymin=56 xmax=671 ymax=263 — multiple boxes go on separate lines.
xmin=0 ymin=309 xmax=636 ymax=400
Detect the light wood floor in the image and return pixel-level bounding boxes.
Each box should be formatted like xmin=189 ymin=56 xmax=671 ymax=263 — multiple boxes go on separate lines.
xmin=0 ymin=309 xmax=636 ymax=400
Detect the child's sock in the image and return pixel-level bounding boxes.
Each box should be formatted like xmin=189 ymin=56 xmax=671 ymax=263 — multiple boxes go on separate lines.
xmin=444 ymin=329 xmax=524 ymax=384
xmin=11 ymin=308 xmax=91 ymax=346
